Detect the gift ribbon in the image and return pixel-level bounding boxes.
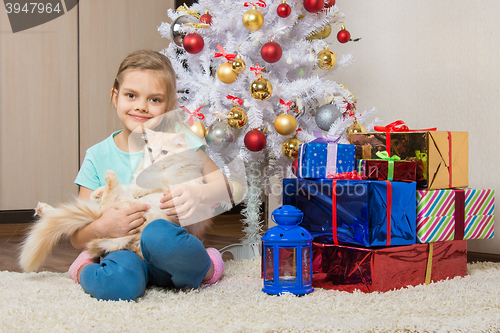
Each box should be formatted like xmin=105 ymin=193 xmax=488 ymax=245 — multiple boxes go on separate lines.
xmin=214 ymin=44 xmax=237 ymax=62
xmin=244 ymin=0 xmax=266 ymax=7
xmin=376 ymin=151 xmax=400 ymax=181
xmin=279 ymin=99 xmax=293 ymax=112
xmin=453 ymin=189 xmax=465 ymax=240
xmin=250 ymin=63 xmax=265 ymax=76
xmin=311 ymin=131 xmax=341 ymax=144
xmin=415 ymin=150 xmax=428 ymax=180
xmin=331 ymin=180 xmax=392 ymax=246
xmin=181 ymin=106 xmax=205 ymax=126
xmin=447 ymin=131 xmax=453 ymax=188
xmin=327 ymin=171 xmax=362 ymax=180
xmin=226 ymin=95 xmax=243 ymax=105
xmin=425 ymin=243 xmax=434 ymax=285
xmin=357 ymin=151 xmax=400 ymax=181
xmin=373 ymin=120 xmax=437 ymax=157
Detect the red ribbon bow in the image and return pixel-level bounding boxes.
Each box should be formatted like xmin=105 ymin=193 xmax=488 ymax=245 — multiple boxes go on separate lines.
xmin=374 ymin=120 xmax=437 ymax=133
xmin=250 ymin=63 xmax=265 ymax=76
xmin=226 ymin=95 xmax=243 ymax=105
xmin=244 ymin=0 xmax=266 ymax=7
xmin=214 ymin=44 xmax=237 ymax=62
xmin=181 ymin=106 xmax=205 ymax=126
xmin=279 ymin=99 xmax=293 ymax=112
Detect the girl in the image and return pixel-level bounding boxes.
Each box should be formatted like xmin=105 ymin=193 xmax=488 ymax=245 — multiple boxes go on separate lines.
xmin=68 ymin=50 xmax=227 ymax=301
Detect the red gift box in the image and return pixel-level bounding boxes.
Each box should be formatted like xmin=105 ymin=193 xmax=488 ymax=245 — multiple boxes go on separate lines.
xmin=312 ymin=239 xmax=467 ymax=293
xmin=358 ymin=159 xmax=416 ymax=182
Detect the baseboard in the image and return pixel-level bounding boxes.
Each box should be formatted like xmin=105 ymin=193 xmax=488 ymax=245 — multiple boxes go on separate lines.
xmin=467 ymin=251 xmax=500 ymax=263
xmin=0 ymin=210 xmax=35 ymax=224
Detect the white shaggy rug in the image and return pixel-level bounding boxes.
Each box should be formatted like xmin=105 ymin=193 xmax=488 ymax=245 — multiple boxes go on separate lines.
xmin=1 ymin=258 xmax=500 ymax=333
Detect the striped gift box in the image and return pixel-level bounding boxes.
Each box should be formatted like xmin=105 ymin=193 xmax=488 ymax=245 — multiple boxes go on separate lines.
xmin=417 ymin=188 xmax=495 ymax=243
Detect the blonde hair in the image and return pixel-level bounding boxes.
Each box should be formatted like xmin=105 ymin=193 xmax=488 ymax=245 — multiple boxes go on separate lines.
xmin=112 ymin=50 xmax=178 ymax=112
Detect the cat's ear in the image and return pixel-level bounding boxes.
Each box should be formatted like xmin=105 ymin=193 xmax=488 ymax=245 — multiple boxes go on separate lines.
xmin=173 ymin=131 xmax=187 ymax=146
xmin=144 ymin=128 xmax=157 ymax=138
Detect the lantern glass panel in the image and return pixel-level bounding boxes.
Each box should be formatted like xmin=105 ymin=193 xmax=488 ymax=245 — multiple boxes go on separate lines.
xmin=279 ymin=247 xmax=297 ymax=284
xmin=302 ymin=247 xmax=311 ymax=284
xmin=264 ymin=246 xmax=274 ymax=282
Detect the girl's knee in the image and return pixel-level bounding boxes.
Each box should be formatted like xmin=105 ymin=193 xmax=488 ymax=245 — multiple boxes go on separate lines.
xmin=79 ymin=250 xmax=147 ymax=301
xmin=141 ymin=219 xmax=189 ymax=253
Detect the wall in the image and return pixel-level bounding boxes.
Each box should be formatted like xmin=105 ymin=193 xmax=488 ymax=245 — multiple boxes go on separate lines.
xmin=331 ymin=0 xmax=500 ymax=253
xmin=0 ymin=0 xmax=175 ymax=211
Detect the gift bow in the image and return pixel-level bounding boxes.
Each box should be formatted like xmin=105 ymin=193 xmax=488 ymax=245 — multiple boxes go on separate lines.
xmin=227 ymin=95 xmax=243 ymax=105
xmin=244 ymin=0 xmax=266 ymax=7
xmin=181 ymin=106 xmax=205 ymax=126
xmin=415 ymin=150 xmax=428 ymax=180
xmin=312 ymin=130 xmax=341 ymax=144
xmin=214 ymin=44 xmax=237 ymax=62
xmin=280 ymin=99 xmax=293 ymax=112
xmin=250 ymin=63 xmax=265 ymax=76
xmin=374 ymin=120 xmax=437 ymax=133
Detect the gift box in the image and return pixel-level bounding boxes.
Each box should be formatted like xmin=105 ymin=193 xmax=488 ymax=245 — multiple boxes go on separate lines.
xmin=417 ymin=188 xmax=495 ymax=243
xmin=298 ymin=131 xmax=355 ymax=179
xmin=358 ymin=151 xmax=417 ymax=182
xmin=312 ymin=238 xmax=467 ymax=293
xmin=282 ymin=178 xmax=416 ymax=247
xmin=348 ymin=121 xmax=468 ymax=190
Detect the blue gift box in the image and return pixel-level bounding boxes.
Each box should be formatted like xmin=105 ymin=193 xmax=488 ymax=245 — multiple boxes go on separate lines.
xmin=282 ymin=178 xmax=417 ymax=247
xmin=297 ymin=141 xmax=356 ymax=179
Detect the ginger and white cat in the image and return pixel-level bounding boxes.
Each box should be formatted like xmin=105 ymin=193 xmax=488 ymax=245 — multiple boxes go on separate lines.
xmin=19 ymin=129 xmax=213 ymax=272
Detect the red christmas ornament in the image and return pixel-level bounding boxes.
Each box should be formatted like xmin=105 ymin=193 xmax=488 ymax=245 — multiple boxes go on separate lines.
xmin=337 ymin=27 xmax=351 ymax=43
xmin=324 ymin=0 xmax=335 ymax=8
xmin=303 ymin=0 xmax=324 ymax=13
xmin=277 ymin=2 xmax=291 ymax=18
xmin=244 ymin=129 xmax=266 ymax=151
xmin=183 ymin=33 xmax=204 ymax=54
xmin=291 ymin=158 xmax=299 ymax=176
xmin=199 ymin=13 xmax=212 ymax=25
xmin=261 ymin=41 xmax=282 ymax=63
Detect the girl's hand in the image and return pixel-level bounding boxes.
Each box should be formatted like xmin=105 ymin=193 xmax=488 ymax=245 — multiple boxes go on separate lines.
xmin=95 ymin=204 xmax=150 ymax=238
xmin=160 ymin=183 xmax=203 ymax=220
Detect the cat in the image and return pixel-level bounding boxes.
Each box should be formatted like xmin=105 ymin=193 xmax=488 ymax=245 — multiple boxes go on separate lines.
xmin=19 ymin=129 xmax=213 ymax=272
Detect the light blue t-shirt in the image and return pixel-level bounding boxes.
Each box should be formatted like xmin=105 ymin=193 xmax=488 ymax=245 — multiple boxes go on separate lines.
xmin=75 ymin=129 xmax=205 ymax=190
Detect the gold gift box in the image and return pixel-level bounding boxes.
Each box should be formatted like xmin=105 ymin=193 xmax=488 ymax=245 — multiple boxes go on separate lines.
xmin=349 ymin=131 xmax=468 ymax=190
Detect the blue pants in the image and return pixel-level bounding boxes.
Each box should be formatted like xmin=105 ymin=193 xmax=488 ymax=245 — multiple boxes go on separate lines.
xmin=79 ymin=219 xmax=211 ymax=301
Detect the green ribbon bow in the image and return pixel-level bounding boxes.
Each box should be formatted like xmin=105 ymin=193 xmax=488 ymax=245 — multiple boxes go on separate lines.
xmin=415 ymin=150 xmax=428 ymax=180
xmin=375 ymin=151 xmax=400 ymax=181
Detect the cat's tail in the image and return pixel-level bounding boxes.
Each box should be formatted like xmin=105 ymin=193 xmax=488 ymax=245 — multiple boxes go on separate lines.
xmin=19 ymin=200 xmax=101 ymax=272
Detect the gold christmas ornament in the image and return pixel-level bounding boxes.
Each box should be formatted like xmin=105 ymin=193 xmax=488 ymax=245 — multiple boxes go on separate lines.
xmin=250 ymin=76 xmax=272 ymax=100
xmin=346 ymin=121 xmax=367 ymax=140
xmin=230 ymin=180 xmax=245 ymax=203
xmin=231 ymin=55 xmax=246 ymax=73
xmin=317 ymin=47 xmax=337 ymax=70
xmin=187 ymin=120 xmax=206 ymax=140
xmin=226 ymin=106 xmax=248 ymax=129
xmin=274 ymin=113 xmax=297 ymax=136
xmin=282 ymin=136 xmax=302 ymax=159
xmin=242 ymin=7 xmax=264 ymax=31
xmin=217 ymin=62 xmax=239 ymax=84
xmin=307 ymin=25 xmax=332 ymax=40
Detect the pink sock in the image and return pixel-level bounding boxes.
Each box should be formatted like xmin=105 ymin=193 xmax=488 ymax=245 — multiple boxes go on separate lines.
xmin=67 ymin=251 xmax=99 ymax=284
xmin=202 ymin=248 xmax=224 ymax=285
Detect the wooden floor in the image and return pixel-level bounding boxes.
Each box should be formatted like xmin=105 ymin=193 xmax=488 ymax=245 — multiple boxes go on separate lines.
xmin=1 ymin=214 xmax=499 ymax=273
xmin=0 ymin=214 xmax=247 ymax=273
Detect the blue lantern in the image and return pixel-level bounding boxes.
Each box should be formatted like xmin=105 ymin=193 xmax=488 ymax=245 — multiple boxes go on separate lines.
xmin=262 ymin=205 xmax=314 ymax=296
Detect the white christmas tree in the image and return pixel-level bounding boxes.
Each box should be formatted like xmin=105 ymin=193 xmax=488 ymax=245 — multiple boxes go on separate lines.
xmin=158 ymin=0 xmax=378 ymax=250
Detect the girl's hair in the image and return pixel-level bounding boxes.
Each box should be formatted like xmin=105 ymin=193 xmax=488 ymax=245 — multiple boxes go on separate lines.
xmin=112 ymin=50 xmax=178 ymax=111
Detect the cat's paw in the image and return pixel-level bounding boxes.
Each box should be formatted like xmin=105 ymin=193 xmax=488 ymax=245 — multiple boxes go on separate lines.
xmin=105 ymin=170 xmax=119 ymax=187
xmin=34 ymin=202 xmax=53 ymax=216
xmin=90 ymin=188 xmax=104 ymax=203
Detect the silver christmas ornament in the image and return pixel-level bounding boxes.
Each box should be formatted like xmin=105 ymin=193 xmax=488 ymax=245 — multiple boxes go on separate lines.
xmin=170 ymin=15 xmax=198 ymax=46
xmin=205 ymin=121 xmax=234 ymax=148
xmin=315 ymin=103 xmax=343 ymax=131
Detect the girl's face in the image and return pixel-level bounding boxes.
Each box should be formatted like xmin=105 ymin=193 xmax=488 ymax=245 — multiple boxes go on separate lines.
xmin=112 ymin=69 xmax=168 ymax=135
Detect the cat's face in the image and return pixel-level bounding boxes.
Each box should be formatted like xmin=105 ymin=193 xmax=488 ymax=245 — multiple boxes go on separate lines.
xmin=142 ymin=129 xmax=193 ymax=168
